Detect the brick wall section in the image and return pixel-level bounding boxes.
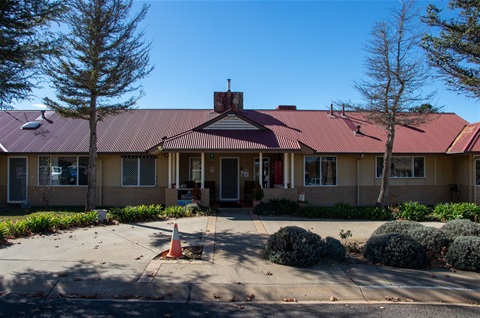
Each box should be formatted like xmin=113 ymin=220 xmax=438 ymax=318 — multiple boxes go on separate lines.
xmin=28 ymin=186 xmax=88 ymax=206
xmin=265 ymin=185 xmax=456 ymax=206
xmin=102 ymin=187 xmax=165 ymax=207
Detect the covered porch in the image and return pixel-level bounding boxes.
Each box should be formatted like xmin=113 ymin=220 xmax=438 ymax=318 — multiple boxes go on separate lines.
xmin=159 ymin=151 xmax=300 ymax=207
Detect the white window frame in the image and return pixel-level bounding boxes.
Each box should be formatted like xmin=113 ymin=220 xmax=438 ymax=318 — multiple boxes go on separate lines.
xmin=303 ymin=155 xmax=337 ymax=187
xmin=376 ymin=156 xmax=425 ymax=178
xmin=121 ymin=156 xmax=157 ymax=187
xmin=38 ymin=156 xmax=88 ymax=186
xmin=189 ymin=157 xmax=202 ymax=183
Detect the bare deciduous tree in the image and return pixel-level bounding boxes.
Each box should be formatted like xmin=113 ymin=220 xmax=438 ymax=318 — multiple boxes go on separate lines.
xmin=347 ymin=0 xmax=437 ymax=208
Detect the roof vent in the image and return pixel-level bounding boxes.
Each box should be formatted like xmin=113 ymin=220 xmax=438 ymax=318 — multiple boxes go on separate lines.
xmin=355 ymin=125 xmax=362 ymax=135
xmin=21 ymin=122 xmax=42 ymax=130
xmin=276 ymin=105 xmax=297 ymax=110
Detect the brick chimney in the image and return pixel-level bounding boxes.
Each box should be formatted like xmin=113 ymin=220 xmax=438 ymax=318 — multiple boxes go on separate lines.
xmin=213 ymin=79 xmax=244 ymax=113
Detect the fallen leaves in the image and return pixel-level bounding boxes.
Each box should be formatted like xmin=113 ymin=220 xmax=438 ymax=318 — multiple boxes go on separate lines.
xmin=385 ymin=296 xmax=414 ymax=302
xmin=264 ymin=271 xmax=272 ymax=276
xmin=330 ymin=296 xmax=338 ymax=301
xmin=213 ymin=293 xmax=222 ymax=299
xmin=246 ymin=293 xmax=255 ymax=301
xmin=283 ymin=298 xmax=298 ymax=302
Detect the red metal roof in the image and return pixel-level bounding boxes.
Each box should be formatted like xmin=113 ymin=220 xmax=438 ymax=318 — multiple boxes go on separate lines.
xmin=161 ymin=130 xmax=302 ymax=151
xmin=0 ymin=108 xmax=470 ymax=154
xmin=447 ymin=122 xmax=480 ymax=154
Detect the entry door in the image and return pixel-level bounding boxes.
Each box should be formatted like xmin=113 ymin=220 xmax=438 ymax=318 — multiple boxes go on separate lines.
xmin=220 ymin=158 xmax=239 ymax=201
xmin=8 ymin=157 xmax=28 ymax=203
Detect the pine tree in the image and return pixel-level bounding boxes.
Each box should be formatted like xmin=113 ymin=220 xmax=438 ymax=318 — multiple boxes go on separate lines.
xmin=0 ymin=0 xmax=65 ymax=109
xmin=422 ymin=0 xmax=480 ymax=99
xmin=43 ymin=0 xmax=153 ymax=211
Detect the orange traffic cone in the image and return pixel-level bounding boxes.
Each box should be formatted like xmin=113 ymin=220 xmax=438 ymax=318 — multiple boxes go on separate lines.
xmin=166 ymin=223 xmax=183 ymax=258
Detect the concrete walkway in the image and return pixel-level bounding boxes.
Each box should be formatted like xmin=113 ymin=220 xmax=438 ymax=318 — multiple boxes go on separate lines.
xmin=0 ymin=209 xmax=479 ymax=305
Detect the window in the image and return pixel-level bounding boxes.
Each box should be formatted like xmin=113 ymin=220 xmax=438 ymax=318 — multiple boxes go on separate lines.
xmin=189 ymin=157 xmax=202 ymax=182
xmin=122 ymin=156 xmax=156 ymax=186
xmin=254 ymin=157 xmax=269 ymax=187
xmin=304 ymin=156 xmax=337 ymax=186
xmin=38 ymin=156 xmax=88 ymax=186
xmin=376 ymin=156 xmax=425 ymax=178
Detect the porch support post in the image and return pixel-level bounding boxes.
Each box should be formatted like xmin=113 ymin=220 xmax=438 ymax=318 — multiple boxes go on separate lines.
xmin=259 ymin=152 xmax=263 ymax=187
xmin=201 ymin=152 xmax=205 ymax=189
xmin=175 ymin=152 xmax=180 ymax=188
xmin=168 ymin=152 xmax=172 ymax=188
xmin=284 ymin=152 xmax=289 ymax=189
xmin=290 ymin=152 xmax=295 ymax=188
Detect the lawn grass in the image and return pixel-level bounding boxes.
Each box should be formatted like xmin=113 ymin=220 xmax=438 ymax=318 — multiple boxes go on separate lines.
xmin=0 ymin=206 xmax=87 ymax=222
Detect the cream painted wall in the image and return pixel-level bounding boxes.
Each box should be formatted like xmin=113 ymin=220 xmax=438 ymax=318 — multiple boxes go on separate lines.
xmin=99 ymin=155 xmax=121 ymax=186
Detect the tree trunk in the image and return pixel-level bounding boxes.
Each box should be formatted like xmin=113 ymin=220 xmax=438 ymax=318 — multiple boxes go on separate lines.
xmin=86 ymin=97 xmax=97 ymax=211
xmin=376 ymin=124 xmax=395 ymax=209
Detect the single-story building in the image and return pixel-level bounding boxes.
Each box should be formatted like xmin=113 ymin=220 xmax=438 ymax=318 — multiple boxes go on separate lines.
xmin=1 ymin=86 xmax=480 ymax=208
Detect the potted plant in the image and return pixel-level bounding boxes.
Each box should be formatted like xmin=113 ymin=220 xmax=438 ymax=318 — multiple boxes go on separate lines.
xmin=252 ymin=183 xmax=264 ymax=207
xmin=192 ymin=183 xmax=202 ymax=204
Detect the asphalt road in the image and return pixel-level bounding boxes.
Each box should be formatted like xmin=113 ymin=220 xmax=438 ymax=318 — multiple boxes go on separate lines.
xmin=0 ymin=297 xmax=479 ymax=318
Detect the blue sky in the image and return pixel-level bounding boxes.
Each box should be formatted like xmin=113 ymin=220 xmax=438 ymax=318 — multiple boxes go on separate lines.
xmin=15 ymin=0 xmax=480 ymax=123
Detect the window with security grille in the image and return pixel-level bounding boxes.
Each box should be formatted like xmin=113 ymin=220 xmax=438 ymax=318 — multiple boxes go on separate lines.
xmin=38 ymin=156 xmax=89 ymax=186
xmin=122 ymin=156 xmax=156 ymax=186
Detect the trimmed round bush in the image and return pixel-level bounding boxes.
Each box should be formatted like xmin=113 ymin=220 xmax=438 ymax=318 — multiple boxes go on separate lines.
xmin=441 ymin=219 xmax=480 ymax=240
xmin=322 ymin=236 xmax=346 ymax=261
xmin=407 ymin=227 xmax=451 ymax=258
xmin=362 ymin=233 xmax=428 ymax=269
xmin=445 ymin=236 xmax=480 ymax=272
xmin=371 ymin=220 xmax=424 ymax=236
xmin=265 ymin=226 xmax=324 ymax=266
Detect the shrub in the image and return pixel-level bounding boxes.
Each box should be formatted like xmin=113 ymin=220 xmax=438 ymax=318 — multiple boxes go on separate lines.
xmin=362 ymin=233 xmax=427 ymax=269
xmin=445 ymin=236 xmax=480 ymax=272
xmin=392 ymin=201 xmax=430 ymax=221
xmin=322 ymin=236 xmax=345 ymax=261
xmin=3 ymin=219 xmax=29 ymax=237
xmin=407 ymin=227 xmax=451 ymax=258
xmin=265 ymin=226 xmax=324 ymax=266
xmin=293 ymin=204 xmax=391 ymax=220
xmin=432 ymin=203 xmax=480 ymax=222
xmin=0 ymin=223 xmax=7 ymax=243
xmin=441 ymin=219 xmax=480 ymax=240
xmin=109 ymin=205 xmax=164 ymax=222
xmin=24 ymin=213 xmax=59 ymax=234
xmin=371 ymin=220 xmax=424 ymax=236
xmin=253 ymin=199 xmax=299 ymax=216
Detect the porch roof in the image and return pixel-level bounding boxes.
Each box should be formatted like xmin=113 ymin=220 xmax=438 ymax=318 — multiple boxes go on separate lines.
xmin=153 ymin=130 xmax=304 ymax=152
